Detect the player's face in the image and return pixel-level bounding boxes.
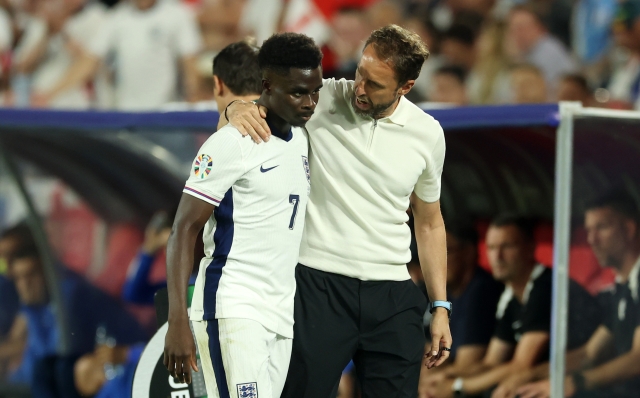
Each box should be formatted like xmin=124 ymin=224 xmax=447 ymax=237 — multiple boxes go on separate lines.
xmin=352 ymin=45 xmax=410 ymax=119
xmin=585 ymin=208 xmax=635 ymax=269
xmin=268 ymin=67 xmax=323 ymax=127
xmin=12 ymin=257 xmax=48 ymax=305
xmin=485 ymin=225 xmax=534 ymax=283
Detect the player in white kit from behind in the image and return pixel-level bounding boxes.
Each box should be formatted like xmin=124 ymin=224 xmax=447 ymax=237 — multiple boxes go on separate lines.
xmin=163 ymin=33 xmax=324 ymax=398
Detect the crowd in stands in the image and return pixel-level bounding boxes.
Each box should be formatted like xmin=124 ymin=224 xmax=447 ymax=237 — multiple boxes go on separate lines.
xmin=0 ymin=0 xmax=639 ymax=110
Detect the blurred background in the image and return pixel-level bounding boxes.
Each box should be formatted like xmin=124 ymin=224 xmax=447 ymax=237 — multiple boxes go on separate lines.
xmin=1 ymin=0 xmax=640 ymax=398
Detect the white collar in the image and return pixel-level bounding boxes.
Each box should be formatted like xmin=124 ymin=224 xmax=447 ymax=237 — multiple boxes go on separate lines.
xmin=496 ymin=263 xmax=546 ymax=318
xmin=616 ymin=255 xmax=640 ymax=303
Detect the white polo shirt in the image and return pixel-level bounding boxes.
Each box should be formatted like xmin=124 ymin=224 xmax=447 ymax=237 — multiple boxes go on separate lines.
xmin=299 ymin=78 xmax=445 ymax=281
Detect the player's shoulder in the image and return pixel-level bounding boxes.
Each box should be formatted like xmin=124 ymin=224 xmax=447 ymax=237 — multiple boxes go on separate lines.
xmin=202 ymin=125 xmax=255 ymax=152
xmin=321 ymin=78 xmax=352 ymax=97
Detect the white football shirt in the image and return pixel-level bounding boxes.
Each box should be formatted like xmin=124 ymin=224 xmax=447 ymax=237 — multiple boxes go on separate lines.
xmin=186 ymin=124 xmax=310 ymax=338
xmin=299 ymin=78 xmax=446 ymax=281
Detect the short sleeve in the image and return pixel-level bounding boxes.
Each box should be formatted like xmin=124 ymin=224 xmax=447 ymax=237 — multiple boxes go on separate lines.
xmin=174 ymin=5 xmax=202 ymax=56
xmin=88 ymin=14 xmax=116 ymax=58
xmin=183 ymin=129 xmax=246 ymax=206
xmin=414 ymin=124 xmax=445 ymax=203
xmin=520 ymin=278 xmax=552 ymax=333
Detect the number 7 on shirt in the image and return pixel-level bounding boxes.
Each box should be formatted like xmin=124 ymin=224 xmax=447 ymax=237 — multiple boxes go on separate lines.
xmin=289 ymin=194 xmax=300 ymax=229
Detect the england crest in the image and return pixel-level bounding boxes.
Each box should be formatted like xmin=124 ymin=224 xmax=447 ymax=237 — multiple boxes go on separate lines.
xmin=302 ymin=156 xmax=311 ymax=184
xmin=237 ymin=382 xmax=258 ymax=398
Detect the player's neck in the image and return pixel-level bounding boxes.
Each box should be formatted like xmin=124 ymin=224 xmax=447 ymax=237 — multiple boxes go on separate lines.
xmin=509 ymin=262 xmax=537 ymax=303
xmin=257 ymin=99 xmax=291 ymax=136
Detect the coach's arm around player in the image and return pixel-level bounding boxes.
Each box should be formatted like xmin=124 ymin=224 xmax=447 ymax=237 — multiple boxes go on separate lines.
xmin=411 ymin=193 xmax=452 ymax=368
xmin=163 ymin=194 xmax=212 ymax=384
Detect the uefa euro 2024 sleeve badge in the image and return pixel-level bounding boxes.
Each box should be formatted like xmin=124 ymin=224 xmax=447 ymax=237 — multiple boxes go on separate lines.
xmin=194 ymin=154 xmax=213 ymax=179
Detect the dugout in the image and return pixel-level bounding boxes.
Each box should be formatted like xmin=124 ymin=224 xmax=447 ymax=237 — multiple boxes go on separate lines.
xmin=0 ymin=102 xmax=638 ymax=396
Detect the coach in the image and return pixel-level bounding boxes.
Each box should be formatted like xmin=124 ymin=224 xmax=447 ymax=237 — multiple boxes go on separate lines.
xmin=226 ymin=25 xmax=451 ymax=398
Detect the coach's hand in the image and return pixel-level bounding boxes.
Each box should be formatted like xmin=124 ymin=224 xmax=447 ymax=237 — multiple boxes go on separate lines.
xmin=164 ymin=318 xmax=198 ymax=384
xmin=227 ymin=101 xmax=271 ymax=143
xmin=426 ymin=308 xmax=452 ymax=368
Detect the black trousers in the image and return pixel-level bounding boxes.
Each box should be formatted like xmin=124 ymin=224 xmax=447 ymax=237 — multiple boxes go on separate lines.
xmin=281 ymin=264 xmax=427 ymax=398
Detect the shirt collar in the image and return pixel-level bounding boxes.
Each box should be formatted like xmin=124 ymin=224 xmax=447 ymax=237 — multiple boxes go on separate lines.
xmin=380 ymin=96 xmax=410 ymax=126
xmin=615 ymin=255 xmax=640 ymax=302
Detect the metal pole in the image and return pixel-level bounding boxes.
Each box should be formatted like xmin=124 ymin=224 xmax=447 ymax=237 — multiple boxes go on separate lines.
xmin=550 ymin=102 xmax=580 ymax=397
xmin=0 ymin=143 xmax=71 ymax=355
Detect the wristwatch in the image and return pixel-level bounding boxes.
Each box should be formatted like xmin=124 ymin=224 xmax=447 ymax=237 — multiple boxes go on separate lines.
xmin=429 ymin=300 xmax=452 ymax=318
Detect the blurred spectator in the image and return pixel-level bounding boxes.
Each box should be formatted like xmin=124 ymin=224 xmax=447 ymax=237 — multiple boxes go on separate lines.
xmin=73 ymin=343 xmax=145 ymax=398
xmin=121 ymin=212 xmax=173 ymax=306
xmin=509 ymin=63 xmax=548 ymax=104
xmin=467 ymin=20 xmax=512 ymax=104
xmin=440 ymin=24 xmax=476 ymax=71
xmin=607 ymin=0 xmax=640 ymax=110
xmin=33 ymin=0 xmax=202 ymax=110
xmin=418 ymin=219 xmax=503 ymax=398
xmin=507 ymin=4 xmax=577 ymax=94
xmin=8 ymin=245 xmax=146 ymax=396
xmin=322 ymin=7 xmax=369 ymax=79
xmin=0 ymin=223 xmax=32 ymax=380
xmin=424 ymin=215 xmax=600 ymax=398
xmin=557 ymin=74 xmax=597 ymax=106
xmin=365 ymin=0 xmax=403 ymax=31
xmin=211 ymin=38 xmax=262 ymax=129
xmin=12 ymin=0 xmax=106 ymax=109
xmin=572 ymin=0 xmax=617 ymax=67
xmin=507 ymin=190 xmax=640 ymax=398
xmin=430 ymin=65 xmax=468 ymax=105
xmin=404 ymin=14 xmax=443 ymax=103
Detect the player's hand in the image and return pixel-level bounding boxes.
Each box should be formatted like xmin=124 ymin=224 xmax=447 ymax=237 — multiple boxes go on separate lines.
xmin=516 ymin=380 xmax=552 ymax=398
xmin=227 ymin=100 xmax=271 ymax=143
xmin=426 ymin=309 xmax=452 ymax=368
xmin=164 ymin=318 xmax=198 ymax=384
xmin=491 ymin=368 xmax=535 ymax=398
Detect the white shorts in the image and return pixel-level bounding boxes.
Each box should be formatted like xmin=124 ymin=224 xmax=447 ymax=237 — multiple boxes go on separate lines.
xmin=192 ymin=318 xmax=293 ymax=398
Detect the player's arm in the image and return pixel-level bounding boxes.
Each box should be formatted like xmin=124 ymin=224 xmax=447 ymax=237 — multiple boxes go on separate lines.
xmin=411 ymin=194 xmax=450 ymax=367
xmin=163 ymin=194 xmax=213 ymax=384
xmin=455 ymin=332 xmax=549 ymax=395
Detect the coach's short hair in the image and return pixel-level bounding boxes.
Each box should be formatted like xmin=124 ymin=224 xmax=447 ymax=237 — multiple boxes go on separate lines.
xmin=213 ymin=38 xmax=262 ymax=96
xmin=585 ymin=189 xmax=640 ymax=224
xmin=489 ymin=214 xmax=537 ymax=242
xmin=364 ymin=24 xmax=430 ymax=86
xmin=258 ymin=33 xmax=323 ymax=76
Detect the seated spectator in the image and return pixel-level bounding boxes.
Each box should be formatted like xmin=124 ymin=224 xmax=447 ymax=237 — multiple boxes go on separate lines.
xmin=73 ymin=342 xmax=145 ymax=398
xmin=122 ymin=211 xmax=174 ymax=306
xmin=0 ymin=223 xmax=33 ymax=379
xmin=507 ymin=4 xmax=577 ymax=93
xmin=430 ymin=65 xmax=469 ymax=105
xmin=418 ymin=219 xmax=503 ymax=397
xmin=8 ymin=245 xmax=146 ymax=397
xmin=557 ymin=74 xmax=597 ymax=106
xmin=607 ymin=0 xmax=640 ymax=110
xmin=467 ymin=20 xmax=512 ymax=105
xmin=12 ymin=0 xmax=106 ymax=109
xmin=33 ymin=0 xmax=202 ymax=110
xmin=440 ymin=24 xmax=477 ymax=72
xmin=510 ymin=64 xmax=548 ymax=104
xmin=498 ymin=190 xmax=640 ymax=398
xmin=424 ymin=215 xmax=600 ymax=398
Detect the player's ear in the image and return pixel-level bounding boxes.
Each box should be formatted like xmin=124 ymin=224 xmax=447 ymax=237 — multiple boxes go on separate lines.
xmin=262 ymin=78 xmax=271 ymax=94
xmin=212 ymin=76 xmax=224 ymax=97
xmin=398 ymin=79 xmax=415 ymax=96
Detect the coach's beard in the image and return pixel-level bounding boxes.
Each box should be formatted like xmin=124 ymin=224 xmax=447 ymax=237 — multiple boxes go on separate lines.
xmin=351 ymin=92 xmax=400 ymax=119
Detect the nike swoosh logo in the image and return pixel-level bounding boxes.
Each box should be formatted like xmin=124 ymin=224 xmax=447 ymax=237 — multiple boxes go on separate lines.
xmin=260 ymin=165 xmax=279 ymax=173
